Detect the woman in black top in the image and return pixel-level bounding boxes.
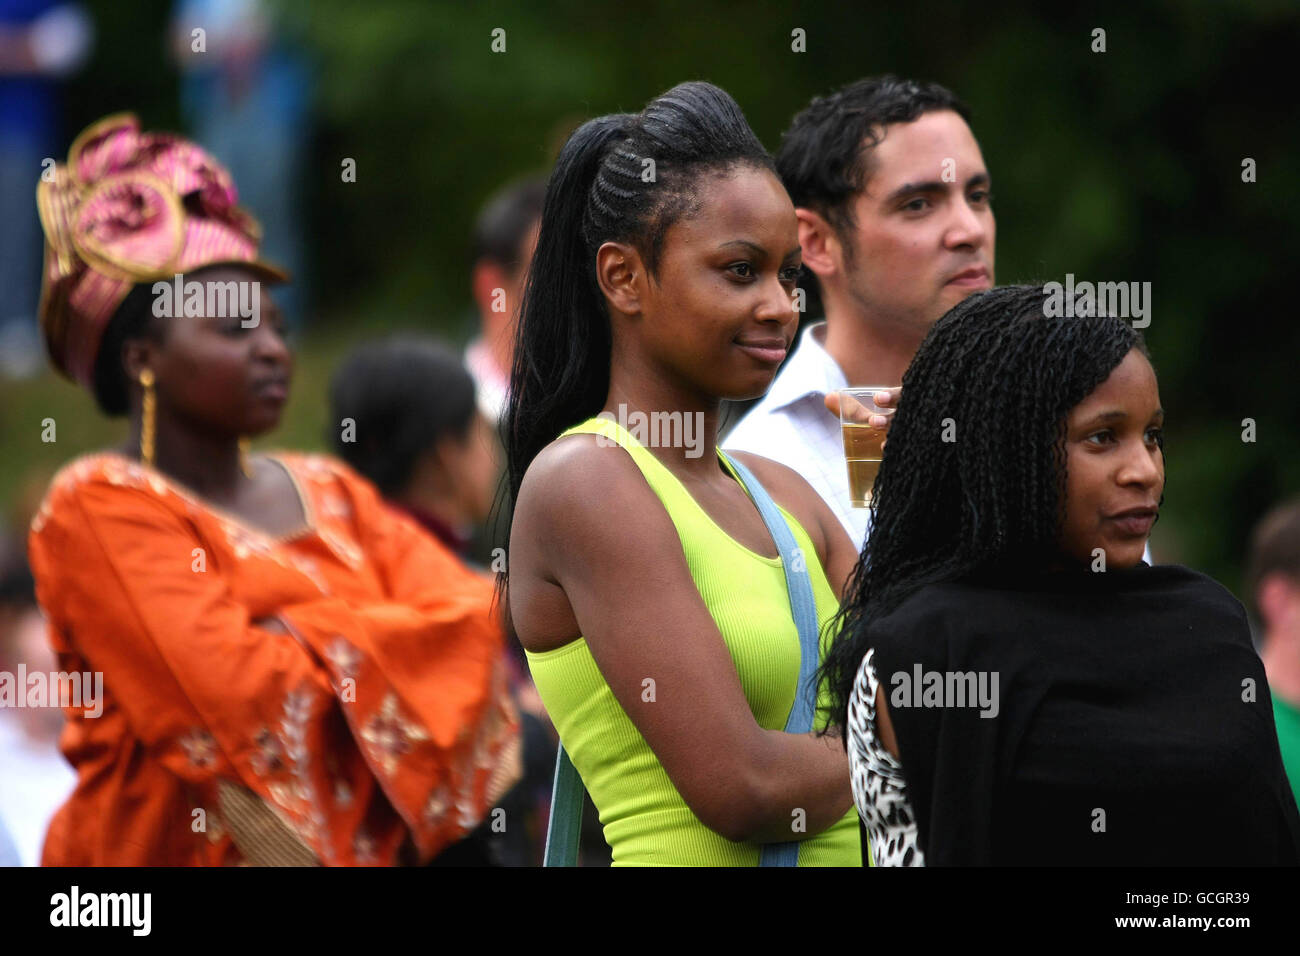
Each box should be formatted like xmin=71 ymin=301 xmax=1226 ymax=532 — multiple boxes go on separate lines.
xmin=820 ymin=284 xmax=1300 ymax=865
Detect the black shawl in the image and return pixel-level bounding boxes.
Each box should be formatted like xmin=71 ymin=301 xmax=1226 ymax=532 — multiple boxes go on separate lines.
xmin=867 ymin=562 xmax=1300 ymax=865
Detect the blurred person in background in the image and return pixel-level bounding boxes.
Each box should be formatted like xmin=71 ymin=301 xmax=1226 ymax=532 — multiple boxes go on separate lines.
xmin=170 ymin=0 xmax=309 ymax=327
xmin=27 ymin=113 xmax=519 ymax=865
xmin=0 ymin=0 xmax=92 ymax=377
xmin=0 ymin=810 xmax=18 ymax=866
xmin=0 ymin=816 xmax=16 ymax=868
xmin=330 ymin=335 xmax=553 ymax=864
xmin=330 ymin=336 xmax=498 ymax=559
xmin=0 ymin=531 xmax=75 ymax=866
xmin=1247 ymin=499 xmax=1300 ymax=807
xmin=465 ymin=176 xmax=545 ymax=426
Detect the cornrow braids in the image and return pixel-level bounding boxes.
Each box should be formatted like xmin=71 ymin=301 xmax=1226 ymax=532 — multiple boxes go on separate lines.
xmin=816 ymin=284 xmax=1163 ymax=734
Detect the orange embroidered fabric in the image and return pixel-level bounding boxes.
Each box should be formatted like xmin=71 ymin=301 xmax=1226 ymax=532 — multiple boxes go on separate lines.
xmin=26 ymin=451 xmax=517 ymax=866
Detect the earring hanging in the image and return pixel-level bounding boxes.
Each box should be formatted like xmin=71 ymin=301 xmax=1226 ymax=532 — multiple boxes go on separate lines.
xmin=239 ymin=437 xmax=254 ymax=479
xmin=139 ymin=369 xmax=156 ymax=467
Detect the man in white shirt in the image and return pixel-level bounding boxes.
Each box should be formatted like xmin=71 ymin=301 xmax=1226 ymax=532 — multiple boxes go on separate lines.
xmin=725 ymin=76 xmax=995 ymax=548
xmin=465 ymin=177 xmax=545 ymax=425
xmin=725 ymin=77 xmax=1153 ymax=566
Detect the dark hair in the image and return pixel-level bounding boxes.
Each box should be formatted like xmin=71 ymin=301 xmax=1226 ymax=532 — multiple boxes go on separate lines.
xmin=495 ymin=80 xmax=775 ymax=607
xmin=777 ymin=75 xmax=971 ymax=241
xmin=1245 ymin=499 xmax=1300 ymax=616
xmin=472 ymin=176 xmax=547 ymax=274
xmin=817 ymin=284 xmax=1161 ymax=733
xmin=328 ymin=336 xmax=478 ymax=498
xmin=92 ymin=282 xmax=166 ymax=416
xmin=500 ymin=81 xmax=773 ymax=500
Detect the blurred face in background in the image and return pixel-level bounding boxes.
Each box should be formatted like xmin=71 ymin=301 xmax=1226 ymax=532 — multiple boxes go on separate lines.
xmin=412 ymin=411 xmax=501 ymax=527
xmin=1058 ymin=348 xmax=1165 ymax=570
xmin=834 ymin=109 xmax=995 ymax=338
xmin=472 ymin=222 xmax=541 ymax=375
xmin=128 ymin=265 xmax=293 ymax=439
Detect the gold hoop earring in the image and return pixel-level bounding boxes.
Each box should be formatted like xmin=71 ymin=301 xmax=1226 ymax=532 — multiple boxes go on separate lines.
xmin=239 ymin=437 xmax=254 ymax=479
xmin=138 ymin=369 xmax=156 ymax=467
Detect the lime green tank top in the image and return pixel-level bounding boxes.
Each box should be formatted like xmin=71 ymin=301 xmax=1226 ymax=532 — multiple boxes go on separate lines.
xmin=524 ymin=415 xmax=861 ymax=866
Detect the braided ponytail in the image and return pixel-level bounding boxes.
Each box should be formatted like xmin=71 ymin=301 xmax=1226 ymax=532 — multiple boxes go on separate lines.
xmin=496 ymin=81 xmax=774 ymax=604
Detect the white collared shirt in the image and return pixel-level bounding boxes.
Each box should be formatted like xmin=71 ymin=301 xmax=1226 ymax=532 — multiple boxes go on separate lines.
xmin=464 ymin=336 xmax=509 ymax=425
xmin=722 ymin=320 xmax=1153 ymax=563
xmin=723 ymin=321 xmax=871 ymax=547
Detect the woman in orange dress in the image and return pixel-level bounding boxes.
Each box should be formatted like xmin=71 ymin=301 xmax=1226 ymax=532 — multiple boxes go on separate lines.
xmin=27 ymin=114 xmax=519 ymax=866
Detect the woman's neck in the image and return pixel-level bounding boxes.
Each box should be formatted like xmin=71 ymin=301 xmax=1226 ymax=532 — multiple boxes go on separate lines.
xmin=602 ymin=372 xmax=723 ymax=482
xmin=124 ymin=410 xmax=245 ymax=502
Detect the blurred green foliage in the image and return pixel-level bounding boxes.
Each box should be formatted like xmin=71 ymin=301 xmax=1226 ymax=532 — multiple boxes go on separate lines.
xmin=3 ymin=0 xmax=1297 ymax=600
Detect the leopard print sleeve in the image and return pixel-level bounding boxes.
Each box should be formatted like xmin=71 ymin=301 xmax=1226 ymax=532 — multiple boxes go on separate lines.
xmin=847 ymin=647 xmax=924 ymax=866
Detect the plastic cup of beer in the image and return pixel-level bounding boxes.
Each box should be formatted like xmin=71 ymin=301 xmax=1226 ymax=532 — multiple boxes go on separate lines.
xmin=838 ymin=387 xmax=893 ymax=508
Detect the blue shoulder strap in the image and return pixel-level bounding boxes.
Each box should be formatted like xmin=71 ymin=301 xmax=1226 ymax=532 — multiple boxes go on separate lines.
xmin=543 ymin=746 xmax=583 ymax=867
xmin=542 ymin=453 xmax=822 ymax=867
xmin=722 ymin=453 xmax=822 ymax=867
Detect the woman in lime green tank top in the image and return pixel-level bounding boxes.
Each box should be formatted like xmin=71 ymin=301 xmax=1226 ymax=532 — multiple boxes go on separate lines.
xmin=497 ymin=82 xmax=872 ymax=866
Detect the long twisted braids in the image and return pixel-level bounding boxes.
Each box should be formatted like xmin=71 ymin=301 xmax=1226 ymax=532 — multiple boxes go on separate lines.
xmin=495 ymin=81 xmax=774 ymax=608
xmin=816 ymin=284 xmax=1163 ymax=733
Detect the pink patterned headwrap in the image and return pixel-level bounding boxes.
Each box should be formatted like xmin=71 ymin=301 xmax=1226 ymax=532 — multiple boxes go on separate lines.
xmin=36 ymin=113 xmax=288 ymax=388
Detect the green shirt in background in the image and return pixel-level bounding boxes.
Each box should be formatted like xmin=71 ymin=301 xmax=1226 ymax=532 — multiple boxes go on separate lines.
xmin=1272 ymin=691 xmax=1300 ymax=809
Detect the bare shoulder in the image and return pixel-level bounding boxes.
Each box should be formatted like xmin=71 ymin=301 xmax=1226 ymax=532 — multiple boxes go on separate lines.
xmin=725 ymin=449 xmax=809 ymax=496
xmin=514 ymin=432 xmax=658 ymax=532
xmin=724 ymin=450 xmax=828 ymax=534
xmin=724 ymin=449 xmax=859 ymax=594
xmin=510 ymin=434 xmax=676 ymax=603
xmin=510 ymin=431 xmax=718 ymax=655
